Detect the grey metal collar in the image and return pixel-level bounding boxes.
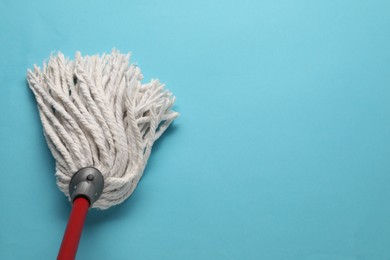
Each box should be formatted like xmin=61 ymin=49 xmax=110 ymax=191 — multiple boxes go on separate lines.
xmin=69 ymin=167 xmax=104 ymax=207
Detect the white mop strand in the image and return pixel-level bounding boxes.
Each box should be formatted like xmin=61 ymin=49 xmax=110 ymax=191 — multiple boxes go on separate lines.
xmin=27 ymin=51 xmax=178 ymax=209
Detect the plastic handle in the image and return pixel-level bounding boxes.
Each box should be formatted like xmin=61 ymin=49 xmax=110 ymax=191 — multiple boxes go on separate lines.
xmin=57 ymin=197 xmax=90 ymax=260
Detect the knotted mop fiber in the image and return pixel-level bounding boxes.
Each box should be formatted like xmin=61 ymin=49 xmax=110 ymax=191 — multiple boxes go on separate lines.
xmin=27 ymin=50 xmax=178 ymax=209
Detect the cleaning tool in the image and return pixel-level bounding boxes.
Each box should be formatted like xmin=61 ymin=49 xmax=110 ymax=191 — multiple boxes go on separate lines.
xmin=27 ymin=50 xmax=178 ymax=259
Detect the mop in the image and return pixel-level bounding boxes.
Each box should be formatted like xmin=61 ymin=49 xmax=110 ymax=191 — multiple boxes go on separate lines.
xmin=27 ymin=50 xmax=178 ymax=259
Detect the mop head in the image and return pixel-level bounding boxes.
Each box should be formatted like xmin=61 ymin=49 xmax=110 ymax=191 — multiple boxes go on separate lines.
xmin=27 ymin=50 xmax=178 ymax=209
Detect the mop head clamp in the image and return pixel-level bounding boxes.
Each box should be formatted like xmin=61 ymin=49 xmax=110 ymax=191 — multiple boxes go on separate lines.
xmin=27 ymin=50 xmax=178 ymax=209
xmin=69 ymin=167 xmax=104 ymax=206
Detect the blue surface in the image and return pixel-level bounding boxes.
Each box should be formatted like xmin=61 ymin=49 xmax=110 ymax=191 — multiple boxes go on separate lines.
xmin=1 ymin=0 xmax=390 ymax=259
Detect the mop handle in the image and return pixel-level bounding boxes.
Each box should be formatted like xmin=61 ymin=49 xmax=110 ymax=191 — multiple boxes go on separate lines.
xmin=57 ymin=197 xmax=90 ymax=260
xmin=57 ymin=167 xmax=104 ymax=260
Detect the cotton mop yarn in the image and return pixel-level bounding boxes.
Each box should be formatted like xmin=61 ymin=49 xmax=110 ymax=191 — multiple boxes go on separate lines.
xmin=27 ymin=50 xmax=178 ymax=209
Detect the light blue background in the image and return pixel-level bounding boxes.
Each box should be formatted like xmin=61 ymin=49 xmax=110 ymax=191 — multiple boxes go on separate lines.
xmin=1 ymin=0 xmax=390 ymax=259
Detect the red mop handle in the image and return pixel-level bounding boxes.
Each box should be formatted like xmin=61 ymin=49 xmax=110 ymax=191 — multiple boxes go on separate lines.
xmin=57 ymin=197 xmax=90 ymax=260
